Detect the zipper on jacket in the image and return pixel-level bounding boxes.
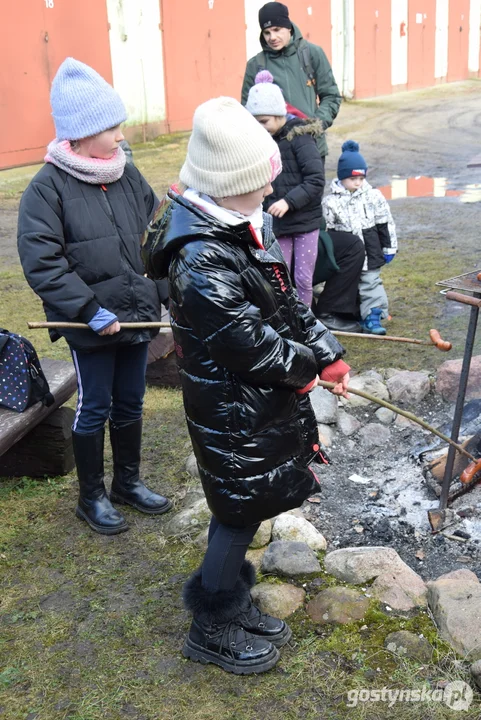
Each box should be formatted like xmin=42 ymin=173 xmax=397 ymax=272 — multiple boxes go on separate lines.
xmin=99 ymin=186 xmax=139 ymax=322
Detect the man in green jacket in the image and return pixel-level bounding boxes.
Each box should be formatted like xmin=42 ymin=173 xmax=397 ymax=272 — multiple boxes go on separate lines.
xmin=241 ymin=2 xmax=341 ymax=161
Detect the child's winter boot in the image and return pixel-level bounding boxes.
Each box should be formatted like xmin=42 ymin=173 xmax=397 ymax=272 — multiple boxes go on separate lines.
xmin=360 ymin=308 xmax=386 ymax=336
xmin=236 ymin=561 xmax=292 ymax=648
xmin=182 ymin=568 xmax=280 ymax=674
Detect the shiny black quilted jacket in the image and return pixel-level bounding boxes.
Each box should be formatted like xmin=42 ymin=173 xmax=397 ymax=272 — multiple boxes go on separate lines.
xmin=143 ymin=191 xmax=345 ymax=527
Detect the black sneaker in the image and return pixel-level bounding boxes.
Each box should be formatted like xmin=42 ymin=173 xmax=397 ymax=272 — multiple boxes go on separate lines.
xmin=236 ymin=602 xmax=292 ymax=648
xmin=182 ymin=618 xmax=280 ymax=675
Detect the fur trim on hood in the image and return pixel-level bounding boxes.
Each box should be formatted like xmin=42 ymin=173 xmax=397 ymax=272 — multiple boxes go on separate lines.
xmin=285 ymin=117 xmax=324 ymax=141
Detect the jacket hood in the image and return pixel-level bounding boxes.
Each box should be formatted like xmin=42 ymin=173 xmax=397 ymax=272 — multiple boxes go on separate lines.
xmin=281 ymin=116 xmax=324 ymax=141
xmin=142 ymin=191 xmax=253 ymax=279
xmin=329 ymin=178 xmax=372 ymax=196
xmin=259 ymin=22 xmax=303 ymax=55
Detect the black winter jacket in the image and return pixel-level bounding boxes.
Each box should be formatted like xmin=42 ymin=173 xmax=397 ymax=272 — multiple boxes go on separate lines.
xmin=265 ymin=117 xmax=325 ymax=236
xmin=17 ymin=163 xmax=163 ymax=351
xmin=143 ymin=191 xmax=345 ymax=527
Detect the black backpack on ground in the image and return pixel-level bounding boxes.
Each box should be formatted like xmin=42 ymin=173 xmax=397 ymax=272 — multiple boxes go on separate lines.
xmin=0 ymin=329 xmax=54 ymax=412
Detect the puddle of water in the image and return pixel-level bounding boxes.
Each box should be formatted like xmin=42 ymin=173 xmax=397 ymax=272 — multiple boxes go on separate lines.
xmin=378 ymin=176 xmax=481 ymax=203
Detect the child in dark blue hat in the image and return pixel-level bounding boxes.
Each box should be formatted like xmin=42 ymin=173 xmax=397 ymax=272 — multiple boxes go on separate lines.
xmin=322 ymin=140 xmax=397 ymax=335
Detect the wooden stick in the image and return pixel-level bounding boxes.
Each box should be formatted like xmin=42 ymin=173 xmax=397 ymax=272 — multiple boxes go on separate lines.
xmin=28 ymin=321 xmax=171 ymax=329
xmin=332 ymin=328 xmax=452 ymax=351
xmin=318 ymin=380 xmax=477 ymax=462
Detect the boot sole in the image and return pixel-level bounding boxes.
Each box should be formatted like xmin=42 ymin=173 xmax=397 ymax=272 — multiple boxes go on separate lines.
xmin=75 ymin=506 xmax=129 ymax=535
xmin=182 ymin=638 xmax=280 ymax=675
xmin=110 ymin=493 xmax=173 ymax=516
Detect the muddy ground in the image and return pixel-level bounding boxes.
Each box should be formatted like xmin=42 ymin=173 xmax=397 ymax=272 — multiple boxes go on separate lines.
xmin=2 ymin=82 xmax=481 ymax=719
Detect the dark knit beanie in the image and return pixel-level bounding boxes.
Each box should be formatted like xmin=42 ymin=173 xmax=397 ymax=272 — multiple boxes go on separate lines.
xmin=259 ymin=2 xmax=292 ymax=31
xmin=337 ymin=140 xmax=368 ymax=180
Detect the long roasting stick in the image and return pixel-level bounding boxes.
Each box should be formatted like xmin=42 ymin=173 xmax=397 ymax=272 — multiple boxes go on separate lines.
xmin=318 ymin=379 xmax=476 ymax=462
xmin=27 ymin=322 xmax=451 ymax=351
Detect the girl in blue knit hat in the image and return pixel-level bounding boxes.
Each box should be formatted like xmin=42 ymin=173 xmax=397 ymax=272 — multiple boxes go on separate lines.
xmin=322 ymin=141 xmax=398 ymax=335
xmin=17 ymin=58 xmax=171 ymax=535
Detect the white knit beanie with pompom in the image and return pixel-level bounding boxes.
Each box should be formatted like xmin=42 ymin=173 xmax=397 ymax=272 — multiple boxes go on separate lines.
xmin=179 ymin=96 xmax=282 ymax=198
xmin=245 ymin=70 xmax=287 ymax=118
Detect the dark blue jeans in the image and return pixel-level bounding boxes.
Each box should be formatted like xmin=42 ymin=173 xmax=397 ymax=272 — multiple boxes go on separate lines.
xmin=70 ymin=342 xmax=149 ymax=434
xmin=201 ymin=516 xmax=260 ymax=592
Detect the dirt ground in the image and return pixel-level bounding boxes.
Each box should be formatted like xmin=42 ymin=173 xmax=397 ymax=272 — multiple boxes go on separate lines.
xmin=2 ymin=83 xmax=481 ymax=719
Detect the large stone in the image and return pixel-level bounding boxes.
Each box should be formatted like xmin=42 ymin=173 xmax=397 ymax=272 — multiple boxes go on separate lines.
xmin=371 ymin=568 xmax=427 ymax=610
xmin=375 ymin=407 xmax=397 ymax=424
xmin=324 ymin=546 xmax=408 ymax=584
xmin=337 ymin=410 xmax=362 ymax=436
xmin=384 ymin=631 xmax=433 ymax=663
xmin=427 ymin=577 xmax=481 ymax=659
xmin=245 ymin=548 xmax=267 ymax=573
xmin=163 ymin=498 xmax=210 ymax=537
xmin=249 ymin=520 xmax=272 ymax=549
xmin=310 ymin=387 xmax=339 ymax=424
xmin=272 ymin=513 xmax=327 ymax=551
xmin=307 ymin=587 xmax=369 ymax=625
xmin=251 ymin=582 xmax=306 ymax=619
xmin=436 ymin=569 xmax=479 ymax=584
xmin=185 ymin=452 xmax=200 ymax=479
xmin=471 ymin=659 xmax=481 ymax=691
xmin=318 ymin=424 xmax=335 ymax=447
xmin=261 ymin=541 xmax=321 ymax=577
xmin=436 ymin=355 xmax=481 ymax=402
xmin=387 ymin=371 xmax=431 ymax=404
xmin=359 ymin=423 xmax=391 ymax=448
xmin=340 ymin=373 xmax=389 ymax=408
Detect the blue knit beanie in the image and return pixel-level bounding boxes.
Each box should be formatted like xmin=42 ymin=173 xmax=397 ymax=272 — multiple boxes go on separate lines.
xmin=337 ymin=140 xmax=368 ymax=180
xmin=50 ymin=58 xmax=127 ymax=141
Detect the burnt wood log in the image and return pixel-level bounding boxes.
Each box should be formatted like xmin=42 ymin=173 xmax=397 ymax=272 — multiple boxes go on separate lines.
xmin=0 ymin=407 xmax=75 ymax=477
xmin=0 ymin=358 xmax=77 ymax=457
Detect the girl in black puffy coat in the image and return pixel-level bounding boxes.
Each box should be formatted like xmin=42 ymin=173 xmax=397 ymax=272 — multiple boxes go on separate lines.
xmin=143 ymin=97 xmax=350 ymax=675
xmin=246 ymin=70 xmax=325 ymax=308
xmin=17 ymin=58 xmax=171 ymax=536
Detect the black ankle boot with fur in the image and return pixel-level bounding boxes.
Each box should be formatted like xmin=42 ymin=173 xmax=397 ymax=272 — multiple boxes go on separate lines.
xmin=237 ymin=561 xmax=292 ymax=648
xmin=182 ymin=568 xmax=279 ymax=675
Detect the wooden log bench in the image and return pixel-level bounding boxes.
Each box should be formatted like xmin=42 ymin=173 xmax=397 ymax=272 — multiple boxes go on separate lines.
xmin=0 ymin=358 xmax=77 ymax=478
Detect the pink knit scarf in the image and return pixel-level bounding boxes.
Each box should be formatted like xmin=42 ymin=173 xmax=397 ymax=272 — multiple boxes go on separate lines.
xmin=45 ymin=140 xmax=126 ymax=184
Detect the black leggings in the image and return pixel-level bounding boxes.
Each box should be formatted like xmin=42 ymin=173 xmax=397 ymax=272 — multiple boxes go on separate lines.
xmin=201 ymin=516 xmax=260 ymax=592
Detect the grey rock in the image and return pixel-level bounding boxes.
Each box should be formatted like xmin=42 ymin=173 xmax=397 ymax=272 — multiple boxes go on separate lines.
xmin=310 ymin=387 xmax=339 ymax=424
xmin=325 ymin=546 xmax=408 ymax=584
xmin=317 ymin=423 xmax=335 ymax=447
xmin=427 ymin=576 xmax=481 ymax=659
xmin=340 ymin=373 xmax=389 ymax=408
xmin=471 ymin=659 xmax=481 ymax=691
xmin=375 ymin=407 xmax=397 ymax=424
xmin=307 ymin=586 xmax=369 ymax=624
xmin=261 ymin=541 xmax=321 ymax=577
xmin=359 ymin=423 xmax=391 ymax=447
xmin=387 ymin=371 xmax=431 ymax=404
xmin=251 ymin=582 xmax=305 ymax=619
xmin=337 ymin=410 xmax=362 ymax=436
xmin=163 ymin=498 xmax=210 ymax=537
xmin=272 ymin=513 xmax=327 ymax=551
xmin=249 ymin=520 xmax=272 ymax=549
xmin=384 ymin=631 xmax=433 ymax=662
xmin=185 ymin=452 xmax=200 ymax=479
xmin=194 ymin=526 xmax=209 ymax=550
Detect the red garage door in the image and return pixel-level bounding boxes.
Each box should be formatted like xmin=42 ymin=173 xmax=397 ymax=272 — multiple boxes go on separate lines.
xmin=408 ymin=0 xmax=436 ymax=90
xmin=0 ymin=0 xmax=112 ymax=170
xmin=447 ymin=0 xmax=470 ymax=81
xmin=287 ymin=0 xmax=332 ymax=61
xmin=161 ymin=0 xmax=247 ymax=132
xmin=354 ymin=0 xmax=391 ymax=98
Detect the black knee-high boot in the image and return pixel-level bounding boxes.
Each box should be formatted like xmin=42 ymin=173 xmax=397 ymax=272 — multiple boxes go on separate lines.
xmin=237 ymin=561 xmax=292 ymax=648
xmin=182 ymin=568 xmax=279 ymax=675
xmin=109 ymin=419 xmax=172 ymax=514
xmin=73 ymin=429 xmax=128 ymax=535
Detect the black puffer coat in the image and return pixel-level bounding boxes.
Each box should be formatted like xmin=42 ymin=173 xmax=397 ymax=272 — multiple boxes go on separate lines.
xmin=17 ymin=163 xmax=163 ymax=351
xmin=265 ymin=117 xmax=325 ymax=236
xmin=143 ymin=191 xmax=345 ymax=527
